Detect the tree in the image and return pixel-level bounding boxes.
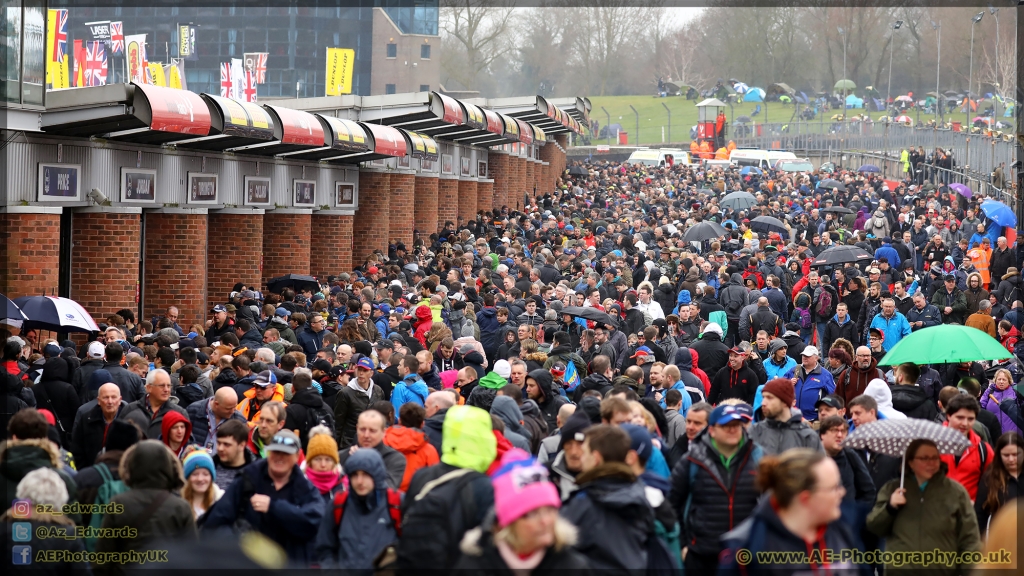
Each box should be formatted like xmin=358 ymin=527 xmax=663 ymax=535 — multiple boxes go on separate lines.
xmin=439 ymin=0 xmax=516 ymax=92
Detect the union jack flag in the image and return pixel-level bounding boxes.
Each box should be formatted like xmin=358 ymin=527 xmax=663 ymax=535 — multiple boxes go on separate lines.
xmin=51 ymin=9 xmax=68 ymax=62
xmin=243 ymin=70 xmax=257 ymax=103
xmin=109 ymin=22 xmax=124 ymax=54
xmin=219 ymin=62 xmax=232 ymax=97
xmin=252 ymin=53 xmax=267 ymax=84
xmin=85 ymin=41 xmax=107 ymax=86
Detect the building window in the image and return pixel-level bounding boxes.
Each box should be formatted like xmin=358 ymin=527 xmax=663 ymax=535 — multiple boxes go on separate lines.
xmin=420 ymin=44 xmax=430 ymax=59
xmin=385 ymin=84 xmax=396 ymax=95
xmin=419 ymin=84 xmax=429 ymax=92
xmin=386 ymin=43 xmax=397 ymax=58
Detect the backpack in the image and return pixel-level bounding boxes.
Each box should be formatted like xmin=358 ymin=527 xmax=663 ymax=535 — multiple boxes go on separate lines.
xmin=396 ymin=467 xmax=483 ymax=573
xmin=723 ymin=288 xmax=746 ymax=316
xmin=332 ymin=487 xmax=402 ymax=535
xmin=174 ymin=382 xmax=204 ymax=408
xmin=797 ymin=307 xmax=813 ymax=330
xmin=85 ymin=463 xmax=128 ymax=551
xmin=303 ymin=402 xmax=336 ymax=447
xmin=749 ymin=311 xmax=781 ymax=339
xmin=815 ymin=286 xmax=836 ymax=318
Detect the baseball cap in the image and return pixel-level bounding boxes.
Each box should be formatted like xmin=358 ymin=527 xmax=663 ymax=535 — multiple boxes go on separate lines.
xmin=944 ymin=274 xmax=956 ymax=282
xmin=801 ymin=345 xmax=820 ymax=357
xmin=212 ymin=304 xmax=227 ymax=313
xmin=43 ymin=343 xmax=63 ymax=358
xmin=311 ymin=359 xmax=333 ymax=373
xmin=728 ymin=346 xmax=746 ymax=355
xmin=240 ymin=289 xmax=256 ymax=300
xmin=368 ymin=266 xmax=379 ymax=275
xmin=328 ymin=365 xmax=349 ymax=379
xmin=87 ymin=341 xmax=105 ymax=359
xmin=196 ymin=352 xmax=210 ymax=365
xmin=252 ymin=370 xmax=278 ymax=387
xmin=225 ymin=304 xmax=237 ymax=313
xmin=266 ymin=430 xmax=301 ymax=455
xmin=374 ymin=339 xmax=394 ymax=350
xmin=621 ymin=424 xmax=654 ymax=464
xmin=709 ymin=404 xmax=754 ymax=426
xmin=275 ymin=307 xmax=290 ymax=318
xmin=868 ymin=267 xmax=880 ymax=275
xmin=815 ymin=396 xmax=844 ymax=410
xmin=377 ymin=303 xmax=391 ymax=315
xmin=869 ymin=327 xmax=884 ymax=340
xmin=355 ymin=356 xmax=375 ymax=371
xmin=630 ymin=346 xmax=653 ymax=359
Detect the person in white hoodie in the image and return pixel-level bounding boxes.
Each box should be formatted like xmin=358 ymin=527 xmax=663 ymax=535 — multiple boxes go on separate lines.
xmin=863 ymin=378 xmax=907 ymax=420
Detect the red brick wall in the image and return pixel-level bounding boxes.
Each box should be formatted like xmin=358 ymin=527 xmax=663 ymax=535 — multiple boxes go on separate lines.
xmin=437 ymin=177 xmax=458 ymax=228
xmin=71 ymin=212 xmax=140 ymax=320
xmin=476 ymin=181 xmax=493 ymax=215
xmin=208 ymin=213 xmax=263 ymax=304
xmin=457 ymin=179 xmax=478 ymax=223
xmin=489 ymin=153 xmax=509 ymax=210
xmin=413 ymin=176 xmax=439 ymax=235
xmin=0 ymin=212 xmax=61 ymax=299
xmin=525 ymin=160 xmax=535 ymax=201
xmin=389 ymin=172 xmax=415 ymax=248
xmin=143 ymin=212 xmax=207 ymax=330
xmin=513 ymin=157 xmax=526 ymax=210
xmin=263 ymin=213 xmax=311 ymax=285
xmin=311 ymin=213 xmax=354 ymax=276
xmin=354 ymin=170 xmax=390 ymax=263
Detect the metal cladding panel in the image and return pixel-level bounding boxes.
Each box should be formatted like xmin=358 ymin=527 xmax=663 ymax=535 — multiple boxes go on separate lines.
xmin=217 ymin=159 xmax=245 ymax=207
xmin=4 ymin=140 xmax=91 ymax=204
xmin=156 ymin=154 xmax=194 ymax=205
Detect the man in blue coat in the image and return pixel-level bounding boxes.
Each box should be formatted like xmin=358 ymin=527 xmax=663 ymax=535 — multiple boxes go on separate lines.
xmin=873 ymin=237 xmax=901 ymax=269
xmin=203 ymin=429 xmax=324 ymax=563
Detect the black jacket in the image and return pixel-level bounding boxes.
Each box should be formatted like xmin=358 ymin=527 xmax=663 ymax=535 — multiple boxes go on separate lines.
xmin=822 ymin=315 xmax=859 ymax=353
xmin=572 ymin=373 xmax=613 ymax=402
xmin=372 ymin=363 xmax=401 ymax=401
xmin=692 ymin=332 xmax=730 ymax=378
xmin=528 ymin=369 xmax=568 ymax=433
xmin=708 ymin=363 xmax=759 ymax=405
xmin=99 ymin=362 xmax=146 ymax=404
xmin=889 ymin=384 xmax=938 ymax=421
xmin=454 ymin=522 xmax=590 ymax=573
xmin=32 ymin=357 xmax=80 ymax=442
xmin=851 ymin=448 xmax=902 ymax=495
xmin=70 ymin=401 xmax=127 ymax=470
xmin=333 ymin=381 xmax=384 ymax=449
xmin=284 ymin=387 xmax=331 ymax=448
xmin=668 ymin=430 xmax=763 ymax=556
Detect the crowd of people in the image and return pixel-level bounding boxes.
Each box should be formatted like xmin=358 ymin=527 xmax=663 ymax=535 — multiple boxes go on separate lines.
xmin=2 ymin=155 xmax=1022 ymax=574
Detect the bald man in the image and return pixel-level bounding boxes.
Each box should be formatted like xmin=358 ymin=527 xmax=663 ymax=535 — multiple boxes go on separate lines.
xmin=187 ymin=385 xmax=248 ymax=451
xmin=423 ymin=390 xmax=457 ymax=454
xmin=71 ymin=382 xmax=127 ymax=469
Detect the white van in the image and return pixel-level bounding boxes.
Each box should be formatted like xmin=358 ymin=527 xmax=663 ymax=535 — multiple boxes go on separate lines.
xmin=729 ymin=149 xmax=773 ymax=170
xmin=626 ymin=148 xmax=689 ymax=167
xmin=765 ymin=151 xmax=797 ymax=166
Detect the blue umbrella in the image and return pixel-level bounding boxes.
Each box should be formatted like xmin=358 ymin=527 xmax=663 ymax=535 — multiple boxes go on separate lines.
xmin=739 ymin=166 xmax=762 ymax=176
xmin=1 ymin=294 xmax=29 ymax=322
xmin=980 ymin=199 xmax=1017 ymax=228
xmin=858 ymin=164 xmax=880 ymax=173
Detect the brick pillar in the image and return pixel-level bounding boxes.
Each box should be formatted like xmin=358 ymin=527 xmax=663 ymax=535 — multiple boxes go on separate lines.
xmin=143 ymin=211 xmax=207 ymax=329
xmin=437 ymin=177 xmax=458 ymax=228
xmin=514 ymin=157 xmax=526 ymax=210
xmin=208 ymin=211 xmax=263 ymax=304
xmin=476 ymin=180 xmax=494 ymax=214
xmin=532 ymin=160 xmax=541 ymax=194
xmin=414 ymin=175 xmax=439 ymax=235
xmin=70 ymin=210 xmax=141 ymax=320
xmin=262 ymin=212 xmax=311 ymax=285
xmin=489 ymin=153 xmax=509 ymax=210
xmin=541 ymin=162 xmax=550 ymax=194
xmin=525 ymin=160 xmax=535 ymax=201
xmin=0 ymin=210 xmax=62 ymax=298
xmin=354 ymin=170 xmax=390 ymax=263
xmin=310 ymin=213 xmax=353 ymax=276
xmin=457 ymin=179 xmax=478 ymax=222
xmin=389 ymin=172 xmax=415 ymax=248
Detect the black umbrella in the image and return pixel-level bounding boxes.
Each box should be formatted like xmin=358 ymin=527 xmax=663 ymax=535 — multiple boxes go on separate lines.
xmin=749 ymin=216 xmax=788 ymax=235
xmin=568 ymin=166 xmax=588 ymax=177
xmin=811 ymin=245 xmax=873 ymax=267
xmin=682 ymin=221 xmax=728 ymax=242
xmin=734 ymin=115 xmax=752 ymax=124
xmin=720 ymin=191 xmax=757 ymax=211
xmin=266 ymin=274 xmax=320 ymax=294
xmin=559 ymin=306 xmax=618 ymax=327
xmin=821 ymin=206 xmax=854 ymax=215
xmin=817 ymin=179 xmax=846 ymax=192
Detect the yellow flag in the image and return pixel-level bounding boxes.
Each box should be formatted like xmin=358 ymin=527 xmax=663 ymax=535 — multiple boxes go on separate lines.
xmin=166 ymin=63 xmax=182 ymax=89
xmin=45 ymin=10 xmax=55 ymax=85
xmin=53 ymin=55 xmax=69 ymax=90
xmin=325 ymin=48 xmax=354 ymax=96
xmin=148 ymin=62 xmax=166 ymax=87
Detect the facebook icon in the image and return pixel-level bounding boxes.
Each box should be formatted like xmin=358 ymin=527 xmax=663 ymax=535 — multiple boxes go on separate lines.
xmin=12 ymin=545 xmax=32 ymax=565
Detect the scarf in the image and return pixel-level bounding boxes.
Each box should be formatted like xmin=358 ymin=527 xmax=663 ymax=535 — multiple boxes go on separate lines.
xmin=495 ymin=538 xmax=545 ymax=575
xmin=306 ymin=468 xmax=341 ymax=494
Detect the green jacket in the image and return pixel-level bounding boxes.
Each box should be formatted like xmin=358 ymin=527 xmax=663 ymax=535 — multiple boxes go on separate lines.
xmin=930 ymin=287 xmax=968 ymax=325
xmin=867 ymin=466 xmax=981 ymax=576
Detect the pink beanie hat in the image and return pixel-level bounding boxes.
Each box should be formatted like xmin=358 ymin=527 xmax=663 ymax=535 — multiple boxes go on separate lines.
xmin=490 ymin=448 xmax=561 ymax=527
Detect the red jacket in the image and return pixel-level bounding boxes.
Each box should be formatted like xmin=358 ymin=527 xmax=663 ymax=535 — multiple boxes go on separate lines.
xmin=1000 ymin=326 xmax=1019 ymax=354
xmin=939 ymin=424 xmax=992 ymax=502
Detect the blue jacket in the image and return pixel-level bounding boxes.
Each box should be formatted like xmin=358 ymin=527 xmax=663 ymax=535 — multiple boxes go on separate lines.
xmin=390 ymin=374 xmax=429 ymax=421
xmin=475 ymin=307 xmax=500 ymax=355
xmin=873 ymin=244 xmax=901 ymax=269
xmin=202 ymin=459 xmax=324 ymax=563
xmin=374 ymin=317 xmax=389 ymax=340
xmin=868 ymin=312 xmax=912 ymax=351
xmin=296 ymin=325 xmax=326 ymax=358
xmin=784 ymin=363 xmax=836 ymax=421
xmin=314 ymin=449 xmax=400 ymax=570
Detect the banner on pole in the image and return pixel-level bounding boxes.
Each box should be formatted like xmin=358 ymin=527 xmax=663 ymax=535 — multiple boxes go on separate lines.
xmin=325 ymin=48 xmax=354 ymax=96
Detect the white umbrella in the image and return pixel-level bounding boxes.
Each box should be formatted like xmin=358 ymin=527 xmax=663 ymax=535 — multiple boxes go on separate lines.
xmin=12 ymin=295 xmax=101 ymax=333
xmin=844 ymin=419 xmax=970 ymax=489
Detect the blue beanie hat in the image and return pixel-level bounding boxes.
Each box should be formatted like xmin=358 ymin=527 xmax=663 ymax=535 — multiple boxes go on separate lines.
xmin=182 ymin=450 xmax=216 ymax=481
xmin=677 ymin=289 xmax=692 ymax=305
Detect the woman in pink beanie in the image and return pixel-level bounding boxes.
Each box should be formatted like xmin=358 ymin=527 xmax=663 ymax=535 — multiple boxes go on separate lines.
xmin=454 ymin=448 xmax=589 ymax=573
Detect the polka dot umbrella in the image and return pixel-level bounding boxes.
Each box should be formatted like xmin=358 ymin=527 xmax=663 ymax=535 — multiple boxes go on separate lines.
xmin=843 ymin=418 xmax=970 ymax=489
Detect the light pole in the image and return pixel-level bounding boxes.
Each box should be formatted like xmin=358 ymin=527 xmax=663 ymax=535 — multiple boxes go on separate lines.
xmin=931 ymin=20 xmax=940 ymax=152
xmin=968 ymin=11 xmax=984 ymax=130
xmin=989 ymin=6 xmax=1000 ymax=101
xmin=838 ymin=27 xmax=847 ymax=140
xmin=885 ymin=20 xmax=903 ymax=168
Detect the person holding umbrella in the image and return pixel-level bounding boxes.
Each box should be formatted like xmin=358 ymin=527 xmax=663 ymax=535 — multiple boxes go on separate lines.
xmin=866 ymin=438 xmax=981 ymax=576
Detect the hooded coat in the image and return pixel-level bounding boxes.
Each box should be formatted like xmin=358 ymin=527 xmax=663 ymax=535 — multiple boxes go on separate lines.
xmin=0 ymin=438 xmax=77 ymax=510
xmin=159 ymin=409 xmax=194 ymax=459
xmin=572 ymin=372 xmax=613 ymax=402
xmin=691 ymin=329 xmax=730 ymax=378
xmin=489 ymin=396 xmax=531 ymax=453
xmin=834 ymin=358 xmax=884 ymax=405
xmin=864 ymin=379 xmax=907 ymax=420
xmin=33 ymin=357 xmax=80 ymax=441
xmin=314 ymin=448 xmax=400 ymax=570
xmin=889 ymin=384 xmax=939 ymax=421
xmin=528 ymin=368 xmax=567 ymax=432
xmin=121 ymin=392 xmax=188 ymax=440
xmin=748 ymin=413 xmax=823 ymax=455
xmin=97 ymin=441 xmax=196 ymax=560
xmin=467 ymin=371 xmax=505 ymax=412
xmin=384 ymin=425 xmax=440 ymax=492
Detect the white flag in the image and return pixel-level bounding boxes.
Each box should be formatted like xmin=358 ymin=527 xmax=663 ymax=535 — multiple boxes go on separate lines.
xmin=231 ymin=57 xmax=244 ymax=101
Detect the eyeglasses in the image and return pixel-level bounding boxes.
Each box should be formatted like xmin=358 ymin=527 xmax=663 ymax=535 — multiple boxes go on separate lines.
xmin=271 ymin=435 xmax=298 ymax=447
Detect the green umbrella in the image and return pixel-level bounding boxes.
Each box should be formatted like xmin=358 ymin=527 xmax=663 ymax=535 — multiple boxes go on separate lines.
xmin=879 ymin=325 xmax=1012 ymax=366
xmin=834 ymin=79 xmax=856 ymax=91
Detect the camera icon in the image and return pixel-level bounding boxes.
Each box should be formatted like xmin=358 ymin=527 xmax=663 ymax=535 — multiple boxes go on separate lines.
xmin=12 ymin=499 xmax=31 ymax=518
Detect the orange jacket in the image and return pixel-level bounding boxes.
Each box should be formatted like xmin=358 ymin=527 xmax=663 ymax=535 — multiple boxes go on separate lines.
xmin=968 ymin=247 xmax=991 ymax=286
xmin=384 ymin=425 xmax=439 ymax=492
xmin=237 ymin=383 xmax=286 ymax=425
